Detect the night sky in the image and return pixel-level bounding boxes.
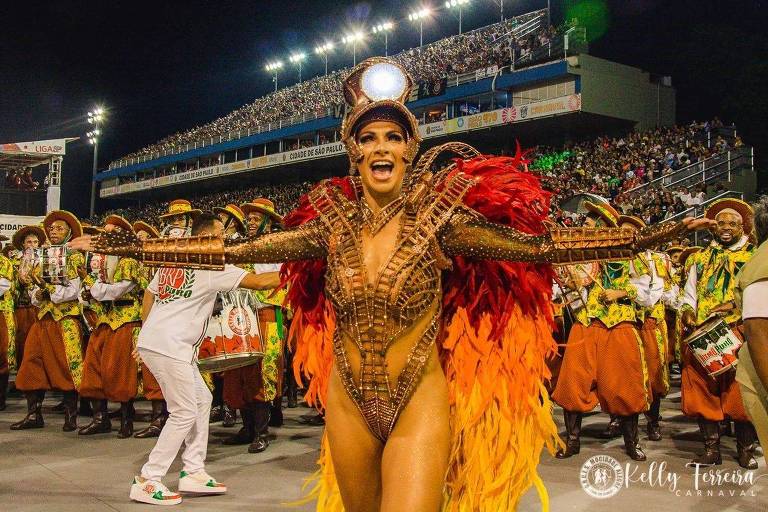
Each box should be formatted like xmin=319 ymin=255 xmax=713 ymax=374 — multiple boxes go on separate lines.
xmin=1 ymin=0 xmax=766 ymax=217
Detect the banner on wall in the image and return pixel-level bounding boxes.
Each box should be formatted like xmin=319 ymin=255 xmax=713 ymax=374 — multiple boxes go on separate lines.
xmin=0 ymin=215 xmax=46 ymax=241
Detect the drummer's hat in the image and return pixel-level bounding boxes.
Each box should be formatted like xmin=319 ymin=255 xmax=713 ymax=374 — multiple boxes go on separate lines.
xmin=617 ymin=215 xmax=646 ymax=230
xmin=583 ymin=201 xmax=620 ymax=227
xmin=0 ymin=235 xmax=7 ymax=243
xmin=103 ymin=214 xmax=134 ymax=233
xmin=132 ymin=221 xmax=160 ymax=238
xmin=213 ymin=204 xmax=247 ymax=234
xmin=159 ymin=199 xmax=202 ymax=220
xmin=1 ymin=245 xmax=14 ymax=258
xmin=241 ymin=198 xmax=284 ymax=226
xmin=680 ymin=246 xmax=703 ymax=267
xmin=43 ymin=210 xmax=83 ymax=241
xmin=81 ymin=223 xmax=103 ymax=236
xmin=12 ymin=225 xmax=46 ymax=251
xmin=704 ymin=198 xmax=755 ymax=240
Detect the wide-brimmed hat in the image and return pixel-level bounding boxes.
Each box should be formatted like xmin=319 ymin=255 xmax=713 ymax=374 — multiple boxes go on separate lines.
xmin=666 ymin=245 xmax=685 ymax=255
xmin=43 ymin=210 xmax=83 ymax=240
xmin=0 ymin=235 xmax=7 ymax=242
xmin=81 ymin=223 xmax=103 ymax=236
xmin=103 ymin=214 xmax=134 ymax=233
xmin=680 ymin=246 xmax=703 ymax=267
xmin=132 ymin=221 xmax=160 ymax=238
xmin=12 ymin=225 xmax=46 ymax=251
xmin=241 ymin=198 xmax=284 ymax=224
xmin=159 ymin=199 xmax=202 ymax=220
xmin=584 ymin=201 xmax=621 ymax=227
xmin=704 ymin=198 xmax=754 ymax=238
xmin=1 ymin=245 xmax=14 ymax=258
xmin=617 ymin=215 xmax=646 ymax=230
xmin=213 ymin=204 xmax=247 ymax=234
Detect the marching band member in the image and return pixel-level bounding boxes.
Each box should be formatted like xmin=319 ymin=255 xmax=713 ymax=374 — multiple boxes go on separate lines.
xmin=159 ymin=199 xmax=200 ymax=237
xmin=10 ymin=225 xmax=46 ymax=373
xmin=553 ymin=202 xmax=650 ymax=461
xmin=12 ymin=211 xmax=85 ymax=432
xmin=221 ymin=198 xmax=285 ymax=453
xmin=79 ymin=216 xmax=147 ymax=438
xmin=680 ymin=199 xmax=757 ymax=469
xmin=132 ymin=221 xmax=169 ymax=438
xmin=0 ymin=236 xmax=15 ymax=410
xmin=127 ymin=212 xmax=278 ymax=506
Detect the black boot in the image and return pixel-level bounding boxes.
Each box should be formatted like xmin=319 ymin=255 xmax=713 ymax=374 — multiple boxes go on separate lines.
xmin=78 ymin=397 xmax=93 ymax=417
xmin=599 ymin=414 xmax=622 ymax=439
xmin=222 ymin=404 xmax=237 ymax=427
xmin=134 ymin=400 xmax=165 ymax=438
xmin=0 ymin=373 xmax=9 ymax=411
xmin=10 ymin=391 xmax=44 ymax=430
xmin=645 ymin=397 xmax=662 ymax=441
xmin=735 ymin=421 xmax=758 ymax=470
xmin=62 ymin=391 xmax=78 ymax=432
xmin=223 ymin=407 xmax=255 ymax=445
xmin=555 ymin=410 xmax=582 ymax=459
xmin=249 ymin=401 xmax=271 ymax=453
xmin=690 ymin=419 xmax=722 ymax=466
xmin=51 ymin=399 xmax=65 ymax=413
xmin=78 ymin=399 xmax=111 ymax=435
xmin=620 ymin=414 xmax=647 ymax=461
xmin=117 ymin=401 xmax=134 ymax=439
xmin=269 ymin=396 xmax=283 ymax=427
xmin=209 ymin=405 xmax=224 ymax=423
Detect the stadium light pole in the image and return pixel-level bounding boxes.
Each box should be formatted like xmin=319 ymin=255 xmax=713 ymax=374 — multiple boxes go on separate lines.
xmin=289 ymin=52 xmax=306 ymax=82
xmin=342 ymin=32 xmax=364 ymax=66
xmin=265 ymin=61 xmax=284 ymax=92
xmin=371 ymin=21 xmax=394 ymax=56
xmin=445 ymin=0 xmax=470 ymax=34
xmin=314 ymin=42 xmax=334 ymax=75
xmin=408 ymin=8 xmax=431 ymax=47
xmin=86 ymin=107 xmax=105 ymax=217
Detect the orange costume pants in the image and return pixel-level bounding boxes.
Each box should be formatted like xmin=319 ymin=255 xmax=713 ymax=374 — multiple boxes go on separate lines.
xmin=222 ymin=308 xmax=282 ymax=409
xmin=640 ymin=318 xmax=668 ymax=398
xmin=13 ymin=305 xmax=38 ymax=368
xmin=80 ymin=322 xmax=140 ymax=402
xmin=552 ymin=321 xmax=649 ymax=416
xmin=16 ymin=314 xmax=81 ymax=392
xmin=681 ymin=325 xmax=748 ymax=421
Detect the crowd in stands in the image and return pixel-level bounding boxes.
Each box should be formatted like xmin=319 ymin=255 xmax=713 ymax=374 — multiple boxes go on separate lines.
xmin=3 ymin=170 xmax=40 ymax=191
xmin=110 ymin=11 xmax=570 ymax=168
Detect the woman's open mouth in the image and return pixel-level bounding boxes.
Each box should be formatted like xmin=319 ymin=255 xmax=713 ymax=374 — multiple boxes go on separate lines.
xmin=371 ymin=161 xmax=394 ymax=182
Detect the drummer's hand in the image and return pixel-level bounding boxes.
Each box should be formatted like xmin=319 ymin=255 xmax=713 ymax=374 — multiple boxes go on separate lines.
xmin=19 ymin=273 xmax=32 ymax=285
xmin=34 ymin=289 xmax=48 ymax=302
xmin=68 ymin=235 xmax=94 ymax=253
xmin=600 ymin=289 xmax=625 ymax=303
xmin=681 ymin=309 xmax=697 ymax=329
xmin=681 ymin=217 xmax=717 ymax=231
xmin=710 ymin=302 xmax=735 ymax=315
xmin=76 ymin=265 xmax=88 ymax=281
xmin=81 ymin=289 xmax=93 ymax=302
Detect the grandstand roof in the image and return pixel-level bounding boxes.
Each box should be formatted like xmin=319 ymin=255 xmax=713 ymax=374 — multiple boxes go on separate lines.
xmin=0 ymin=138 xmax=78 ymax=173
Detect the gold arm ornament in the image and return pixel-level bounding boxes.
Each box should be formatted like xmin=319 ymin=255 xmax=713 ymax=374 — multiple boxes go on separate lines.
xmin=92 ymin=231 xmax=226 ymax=270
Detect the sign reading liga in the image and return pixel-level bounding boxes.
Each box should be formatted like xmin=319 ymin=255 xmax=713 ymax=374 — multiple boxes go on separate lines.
xmin=0 ymin=138 xmax=69 ymax=156
xmin=0 ymin=215 xmax=45 ymax=241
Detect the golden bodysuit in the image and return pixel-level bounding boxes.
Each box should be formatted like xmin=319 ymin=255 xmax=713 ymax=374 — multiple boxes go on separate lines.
xmin=100 ymin=173 xmax=684 ymax=443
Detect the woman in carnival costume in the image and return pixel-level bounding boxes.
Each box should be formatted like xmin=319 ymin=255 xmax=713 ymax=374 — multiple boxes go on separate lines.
xmin=74 ymin=58 xmax=711 ymax=511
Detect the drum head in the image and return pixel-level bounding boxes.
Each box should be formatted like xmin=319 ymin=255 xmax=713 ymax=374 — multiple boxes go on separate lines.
xmin=198 ymin=352 xmax=263 ymax=373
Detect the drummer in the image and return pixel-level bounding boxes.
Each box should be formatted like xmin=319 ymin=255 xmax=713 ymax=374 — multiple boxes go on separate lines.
xmin=131 ymin=221 xmax=169 ymax=439
xmin=680 ymin=198 xmax=757 ymax=469
xmin=220 ymin=198 xmax=286 ymax=454
xmin=12 ymin=210 xmax=86 ymax=433
xmin=127 ymin=212 xmax=280 ymax=506
xmin=10 ymin=225 xmax=46 ymax=390
xmin=159 ymin=199 xmax=201 ymax=238
xmin=0 ymin=235 xmax=15 ymax=411
xmin=79 ymin=215 xmax=147 ymax=439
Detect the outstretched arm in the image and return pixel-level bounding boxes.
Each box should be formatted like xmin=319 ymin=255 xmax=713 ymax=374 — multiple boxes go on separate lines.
xmin=439 ymin=210 xmax=713 ymax=264
xmin=72 ymin=220 xmax=327 ymax=269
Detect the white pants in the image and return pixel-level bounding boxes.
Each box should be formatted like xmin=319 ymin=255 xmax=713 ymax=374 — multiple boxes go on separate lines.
xmin=138 ymin=349 xmax=212 ymax=482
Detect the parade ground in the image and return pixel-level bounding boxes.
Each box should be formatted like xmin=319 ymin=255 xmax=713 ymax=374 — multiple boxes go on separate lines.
xmin=1 ymin=388 xmax=765 ymax=511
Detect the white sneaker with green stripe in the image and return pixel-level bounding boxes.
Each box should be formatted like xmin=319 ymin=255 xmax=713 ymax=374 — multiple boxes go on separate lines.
xmin=129 ymin=476 xmax=182 ymax=506
xmin=178 ymin=470 xmax=227 ymax=494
